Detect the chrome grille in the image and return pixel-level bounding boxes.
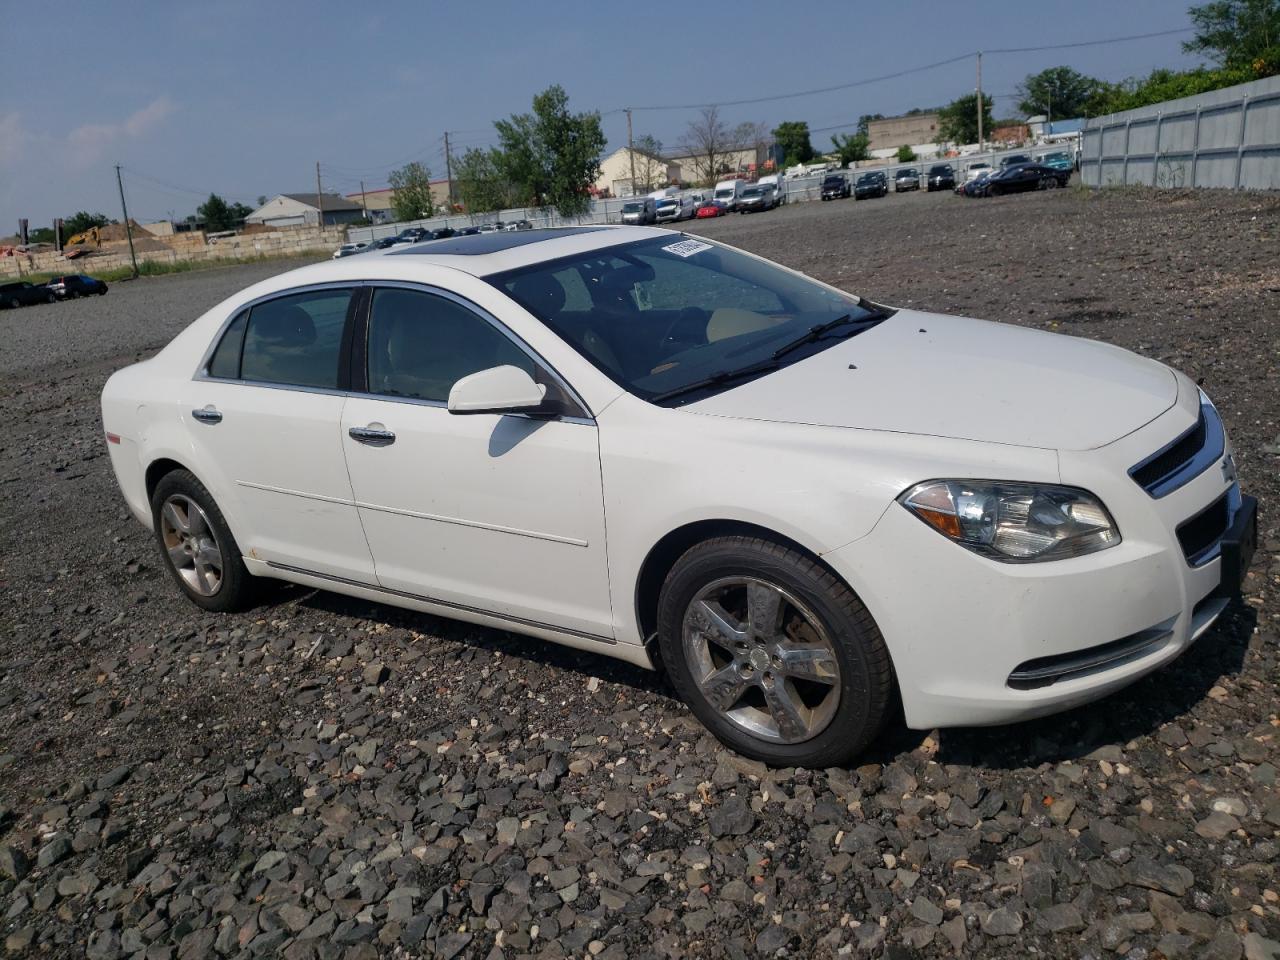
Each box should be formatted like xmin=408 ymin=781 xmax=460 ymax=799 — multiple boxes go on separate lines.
xmin=1129 ymin=398 xmax=1224 ymax=498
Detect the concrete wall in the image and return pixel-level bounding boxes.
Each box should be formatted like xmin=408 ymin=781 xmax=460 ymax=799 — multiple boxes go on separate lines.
xmin=1081 ymin=75 xmax=1280 ymax=190
xmin=0 ymin=226 xmax=346 ymax=280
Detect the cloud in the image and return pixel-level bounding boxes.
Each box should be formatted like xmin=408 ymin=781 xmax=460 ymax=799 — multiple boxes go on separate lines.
xmin=67 ymin=96 xmax=177 ymax=157
xmin=0 ymin=113 xmax=30 ymax=165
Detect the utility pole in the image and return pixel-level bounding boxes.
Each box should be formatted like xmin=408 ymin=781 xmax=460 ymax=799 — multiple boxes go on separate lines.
xmin=625 ymin=108 xmax=636 ymax=196
xmin=315 ymin=161 xmax=325 ymax=228
xmin=443 ymin=132 xmax=454 ymax=209
xmin=115 ymin=164 xmax=139 ymax=279
xmin=360 ymin=180 xmax=369 ymax=221
xmin=976 ymin=52 xmax=984 ymax=150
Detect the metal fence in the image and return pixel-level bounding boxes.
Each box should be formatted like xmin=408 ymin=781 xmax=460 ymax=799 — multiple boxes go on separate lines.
xmin=345 ymin=145 xmax=1081 ymax=243
xmin=1081 ymin=75 xmax=1280 ymax=191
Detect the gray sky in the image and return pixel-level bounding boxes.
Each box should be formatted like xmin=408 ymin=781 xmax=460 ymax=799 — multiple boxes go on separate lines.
xmin=0 ymin=0 xmax=1203 ymax=228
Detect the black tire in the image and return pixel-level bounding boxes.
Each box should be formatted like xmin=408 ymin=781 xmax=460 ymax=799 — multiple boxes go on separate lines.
xmin=45 ymin=293 xmax=55 ymax=304
xmin=3 ymin=297 xmax=17 ymax=310
xmin=657 ymin=536 xmax=894 ymax=768
xmin=150 ymin=468 xmax=259 ymax=613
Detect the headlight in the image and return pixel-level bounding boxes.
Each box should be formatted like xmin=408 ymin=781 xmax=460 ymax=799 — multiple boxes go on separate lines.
xmin=899 ymin=480 xmax=1120 ymax=562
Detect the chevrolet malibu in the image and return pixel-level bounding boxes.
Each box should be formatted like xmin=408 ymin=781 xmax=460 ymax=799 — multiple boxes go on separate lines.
xmin=101 ymin=227 xmax=1257 ymax=768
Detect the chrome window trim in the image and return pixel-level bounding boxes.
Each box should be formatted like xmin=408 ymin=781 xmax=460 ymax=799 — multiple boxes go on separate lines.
xmin=1129 ymin=398 xmax=1226 ymax=499
xmin=192 ymin=279 xmax=595 ymax=423
xmin=193 ymin=281 xmax=360 ymax=384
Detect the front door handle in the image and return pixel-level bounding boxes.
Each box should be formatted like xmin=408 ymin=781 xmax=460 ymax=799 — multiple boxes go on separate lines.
xmin=191 ymin=406 xmax=222 ymax=425
xmin=349 ymin=425 xmax=396 ymax=446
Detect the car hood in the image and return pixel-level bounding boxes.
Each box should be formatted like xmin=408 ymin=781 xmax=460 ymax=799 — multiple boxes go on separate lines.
xmin=686 ymin=309 xmax=1178 ymax=450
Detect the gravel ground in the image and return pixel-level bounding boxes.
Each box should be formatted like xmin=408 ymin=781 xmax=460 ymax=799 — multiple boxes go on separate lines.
xmin=1 ymin=190 xmax=1277 ymax=960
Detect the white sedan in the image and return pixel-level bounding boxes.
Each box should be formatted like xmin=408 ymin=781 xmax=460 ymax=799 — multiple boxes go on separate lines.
xmin=101 ymin=226 xmax=1256 ymax=768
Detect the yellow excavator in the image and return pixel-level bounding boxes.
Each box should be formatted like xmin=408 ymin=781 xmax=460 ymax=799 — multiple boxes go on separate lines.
xmin=63 ymin=226 xmax=104 ymax=248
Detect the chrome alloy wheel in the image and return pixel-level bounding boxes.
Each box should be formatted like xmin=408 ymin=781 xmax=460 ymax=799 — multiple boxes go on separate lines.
xmin=682 ymin=577 xmax=841 ymax=743
xmin=159 ymin=494 xmax=224 ymax=596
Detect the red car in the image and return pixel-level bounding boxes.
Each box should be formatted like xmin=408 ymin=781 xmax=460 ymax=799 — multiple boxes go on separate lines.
xmin=695 ymin=200 xmax=727 ymax=219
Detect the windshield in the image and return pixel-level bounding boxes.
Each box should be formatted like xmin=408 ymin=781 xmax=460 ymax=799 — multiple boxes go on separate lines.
xmin=742 ymin=188 xmax=762 ymax=197
xmin=656 ymin=199 xmax=677 ymax=208
xmin=929 ymin=165 xmax=950 ymax=174
xmin=714 ymin=187 xmax=734 ymax=198
xmin=491 ymin=236 xmax=887 ymax=406
xmin=622 ymin=202 xmax=645 ymax=212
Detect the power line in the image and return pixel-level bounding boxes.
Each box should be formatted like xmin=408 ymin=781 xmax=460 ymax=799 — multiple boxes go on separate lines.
xmin=615 ymin=26 xmax=1192 ymax=113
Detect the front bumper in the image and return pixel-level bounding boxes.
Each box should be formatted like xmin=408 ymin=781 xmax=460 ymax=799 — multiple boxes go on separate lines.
xmin=827 ymin=400 xmax=1254 ymax=729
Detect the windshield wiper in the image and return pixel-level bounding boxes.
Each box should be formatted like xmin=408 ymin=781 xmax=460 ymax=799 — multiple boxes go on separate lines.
xmin=769 ymin=307 xmax=890 ymax=361
xmin=649 ymin=358 xmax=782 ymax=404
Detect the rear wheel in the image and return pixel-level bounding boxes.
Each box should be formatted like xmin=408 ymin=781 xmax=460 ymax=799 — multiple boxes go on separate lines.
xmin=3 ymin=297 xmax=17 ymax=310
xmin=658 ymin=536 xmax=894 ymax=768
xmin=151 ymin=469 xmax=259 ymax=612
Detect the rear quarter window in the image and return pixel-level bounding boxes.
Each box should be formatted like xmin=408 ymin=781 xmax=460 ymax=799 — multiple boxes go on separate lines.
xmin=238 ymin=289 xmax=353 ymax=389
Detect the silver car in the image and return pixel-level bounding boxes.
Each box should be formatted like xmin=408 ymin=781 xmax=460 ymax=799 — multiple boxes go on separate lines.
xmin=895 ymin=168 xmax=920 ymax=192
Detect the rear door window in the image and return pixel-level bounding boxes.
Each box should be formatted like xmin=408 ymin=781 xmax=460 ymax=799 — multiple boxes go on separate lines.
xmin=238 ymin=289 xmax=353 ymax=389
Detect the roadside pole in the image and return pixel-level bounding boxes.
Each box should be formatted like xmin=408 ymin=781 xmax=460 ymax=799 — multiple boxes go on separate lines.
xmin=115 ymin=164 xmax=139 ymax=279
xmin=444 ymin=132 xmax=454 ymax=210
xmin=976 ymin=52 xmax=984 ymax=151
xmin=626 ymin=108 xmax=636 ymax=197
xmin=315 ymin=162 xmax=325 ymax=228
xmin=360 ymin=180 xmax=369 ymax=221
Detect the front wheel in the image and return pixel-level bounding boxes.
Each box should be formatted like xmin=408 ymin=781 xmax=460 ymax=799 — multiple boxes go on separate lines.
xmin=657 ymin=536 xmax=894 ymax=768
xmin=151 ymin=469 xmax=259 ymax=612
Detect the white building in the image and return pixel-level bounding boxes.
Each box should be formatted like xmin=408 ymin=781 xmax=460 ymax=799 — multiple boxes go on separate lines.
xmin=245 ymin=193 xmax=365 ymax=228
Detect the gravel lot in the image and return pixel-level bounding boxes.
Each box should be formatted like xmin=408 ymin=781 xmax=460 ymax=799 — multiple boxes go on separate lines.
xmin=1 ymin=190 xmax=1277 ymax=960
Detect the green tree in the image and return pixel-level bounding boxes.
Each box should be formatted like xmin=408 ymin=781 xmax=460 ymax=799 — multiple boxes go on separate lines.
xmin=1084 ymin=63 xmax=1257 ymax=115
xmin=493 ymin=84 xmax=605 ymax=217
xmin=856 ymin=113 xmax=885 ymax=136
xmin=388 ymin=161 xmax=435 ymax=222
xmin=771 ymin=120 xmax=814 ymax=166
xmin=1185 ymin=0 xmax=1279 ymax=74
xmin=896 ymin=145 xmax=917 ymax=162
xmin=197 ymin=193 xmax=244 ymax=231
xmin=831 ymin=131 xmax=870 ymax=165
xmin=1017 ymin=66 xmax=1103 ymax=119
xmin=62 ymin=211 xmax=111 ymax=236
xmin=455 ymin=147 xmax=516 ymax=214
xmin=28 ymin=226 xmax=56 ymax=244
xmin=938 ymin=93 xmax=995 ymax=145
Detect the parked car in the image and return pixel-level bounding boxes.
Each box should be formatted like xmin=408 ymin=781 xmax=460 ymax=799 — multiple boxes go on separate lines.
xmin=1042 ymin=151 xmax=1075 ymax=173
xmin=654 ymin=196 xmax=695 ymax=223
xmin=695 ymin=200 xmax=728 ymax=218
xmin=853 ymin=171 xmax=889 ymax=200
xmin=48 ymin=274 xmax=108 ymax=299
xmin=369 ymin=237 xmax=399 ymax=250
xmin=985 ymin=163 xmax=1071 ymax=195
xmin=102 ymin=225 xmax=1256 ymax=768
xmin=820 ymin=173 xmax=851 ymax=201
xmin=458 ymin=226 xmax=481 ymax=236
xmin=756 ymin=174 xmax=786 ymax=204
xmin=390 ymin=228 xmax=429 ymax=246
xmin=0 ymin=280 xmax=56 ymax=308
xmin=960 ymin=171 xmax=994 ymax=197
xmin=999 ymin=153 xmax=1032 ymax=169
xmin=964 ymin=162 xmax=992 ymax=183
xmin=894 ymin=168 xmax=920 ymax=192
xmin=430 ymin=227 xmax=457 ymax=240
xmin=926 ymin=164 xmax=956 ymax=192
xmin=477 ymin=223 xmax=503 ymax=234
xmin=333 ymin=241 xmax=370 ymax=259
xmin=621 ymin=198 xmax=657 ymax=225
xmin=504 ymin=220 xmax=533 ymax=231
xmin=736 ymin=186 xmax=776 ymax=213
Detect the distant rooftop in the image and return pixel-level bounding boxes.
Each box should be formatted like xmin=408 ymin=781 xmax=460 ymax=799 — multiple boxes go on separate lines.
xmin=387 ymin=227 xmax=609 ymax=257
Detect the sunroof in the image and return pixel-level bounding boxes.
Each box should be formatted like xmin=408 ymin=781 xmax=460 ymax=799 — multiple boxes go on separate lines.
xmin=388 ymin=226 xmax=610 ymax=256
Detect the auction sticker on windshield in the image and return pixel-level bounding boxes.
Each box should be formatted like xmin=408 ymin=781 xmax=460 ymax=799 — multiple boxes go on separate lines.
xmin=663 ymin=239 xmax=713 ymax=258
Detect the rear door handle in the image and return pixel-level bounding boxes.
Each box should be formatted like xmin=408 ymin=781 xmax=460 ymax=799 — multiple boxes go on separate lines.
xmin=191 ymin=406 xmax=222 ymax=425
xmin=348 ymin=425 xmax=396 ymax=446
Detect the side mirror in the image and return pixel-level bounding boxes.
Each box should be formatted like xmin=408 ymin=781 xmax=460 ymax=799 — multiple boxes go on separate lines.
xmin=447 ymin=365 xmax=548 ymax=416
